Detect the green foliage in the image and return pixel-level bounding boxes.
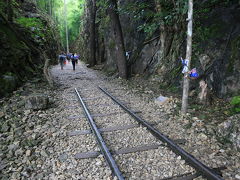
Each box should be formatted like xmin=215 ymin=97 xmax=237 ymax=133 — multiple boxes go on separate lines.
xmin=16 ymin=17 xmax=45 ymax=38
xmin=230 ymin=96 xmax=240 ymax=114
xmin=195 ymin=24 xmax=221 ymax=42
xmin=137 ymin=23 xmax=159 ymax=37
xmin=16 ymin=17 xmax=43 ymax=28
xmin=58 ymin=0 xmax=84 ymax=48
xmin=0 ymin=1 xmax=5 ymax=12
xmin=96 ymin=0 xmax=108 ymax=10
xmin=201 ymin=0 xmax=233 ymax=7
xmin=35 ymin=0 xmax=85 ymax=49
xmin=119 ymin=0 xmax=188 ymax=38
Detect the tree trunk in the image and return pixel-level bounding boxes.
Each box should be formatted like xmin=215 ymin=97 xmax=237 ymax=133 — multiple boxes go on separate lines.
xmin=48 ymin=0 xmax=52 ymax=16
xmin=154 ymin=1 xmax=166 ymax=58
xmin=64 ymin=0 xmax=69 ymax=53
xmin=108 ymin=0 xmax=127 ymax=79
xmin=43 ymin=53 xmax=54 ymax=88
xmin=198 ymin=80 xmax=208 ymax=104
xmin=181 ymin=0 xmax=193 ymax=114
xmin=88 ymin=0 xmax=97 ymax=66
xmin=95 ymin=23 xmax=100 ymax=64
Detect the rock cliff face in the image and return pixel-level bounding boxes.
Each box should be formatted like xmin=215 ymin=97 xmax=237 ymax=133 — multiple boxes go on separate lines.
xmin=0 ymin=0 xmax=59 ymax=97
xmin=77 ymin=0 xmax=240 ymax=98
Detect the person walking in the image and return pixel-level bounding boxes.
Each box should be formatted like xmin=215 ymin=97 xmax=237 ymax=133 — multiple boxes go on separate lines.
xmin=59 ymin=52 xmax=66 ymax=70
xmin=71 ymin=53 xmax=76 ymax=71
xmin=74 ymin=53 xmax=79 ymax=64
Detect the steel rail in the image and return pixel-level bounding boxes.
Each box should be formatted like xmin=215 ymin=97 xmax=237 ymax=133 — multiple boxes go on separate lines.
xmin=74 ymin=88 xmax=124 ymax=180
xmin=99 ymin=86 xmax=223 ymax=180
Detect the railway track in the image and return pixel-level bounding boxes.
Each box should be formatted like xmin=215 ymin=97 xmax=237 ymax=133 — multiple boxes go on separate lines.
xmin=68 ymin=85 xmax=224 ymax=180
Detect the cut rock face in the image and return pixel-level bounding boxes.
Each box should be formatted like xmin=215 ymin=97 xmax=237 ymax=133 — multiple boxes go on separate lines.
xmin=25 ymin=94 xmax=49 ymax=110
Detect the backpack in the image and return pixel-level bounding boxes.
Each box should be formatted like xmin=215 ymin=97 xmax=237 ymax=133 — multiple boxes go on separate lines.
xmin=60 ymin=55 xmax=64 ymax=61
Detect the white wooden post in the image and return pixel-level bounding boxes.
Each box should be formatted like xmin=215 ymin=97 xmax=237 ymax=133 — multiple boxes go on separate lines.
xmin=181 ymin=0 xmax=193 ymax=114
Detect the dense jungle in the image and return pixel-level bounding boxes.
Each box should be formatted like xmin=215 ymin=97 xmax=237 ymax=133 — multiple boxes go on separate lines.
xmin=0 ymin=0 xmax=240 ymax=179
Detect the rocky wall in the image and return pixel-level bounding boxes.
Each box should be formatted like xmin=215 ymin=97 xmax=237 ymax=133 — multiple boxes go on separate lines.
xmin=101 ymin=0 xmax=240 ymax=98
xmin=0 ymin=0 xmax=60 ymax=97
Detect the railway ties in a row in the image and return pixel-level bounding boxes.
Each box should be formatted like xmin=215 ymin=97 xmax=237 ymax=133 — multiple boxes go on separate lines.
xmin=70 ymin=87 xmax=224 ymax=180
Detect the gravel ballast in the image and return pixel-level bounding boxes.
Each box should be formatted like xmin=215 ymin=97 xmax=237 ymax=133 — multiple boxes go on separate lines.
xmin=0 ymin=62 xmax=239 ymax=179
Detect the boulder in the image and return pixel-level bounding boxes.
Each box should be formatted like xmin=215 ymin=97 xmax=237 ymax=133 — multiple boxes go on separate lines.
xmin=0 ymin=75 xmax=18 ymax=97
xmin=217 ymin=114 xmax=240 ymax=151
xmin=199 ymin=54 xmax=212 ymax=71
xmin=1 ymin=122 xmax=10 ymax=133
xmin=25 ymin=94 xmax=49 ymax=110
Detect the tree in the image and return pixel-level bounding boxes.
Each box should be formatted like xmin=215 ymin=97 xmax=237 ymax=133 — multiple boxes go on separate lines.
xmin=64 ymin=0 xmax=69 ymax=53
xmin=88 ymin=0 xmax=97 ymax=66
xmin=48 ymin=0 xmax=52 ymax=16
xmin=107 ymin=0 xmax=128 ymax=79
xmin=154 ymin=0 xmax=166 ymax=62
xmin=181 ymin=0 xmax=193 ymax=114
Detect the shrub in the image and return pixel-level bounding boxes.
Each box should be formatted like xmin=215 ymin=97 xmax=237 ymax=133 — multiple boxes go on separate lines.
xmin=230 ymin=96 xmax=240 ymax=114
xmin=16 ymin=17 xmax=45 ymax=38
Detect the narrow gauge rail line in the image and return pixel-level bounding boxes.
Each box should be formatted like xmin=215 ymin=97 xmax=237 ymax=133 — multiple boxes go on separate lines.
xmin=74 ymin=88 xmax=124 ymax=180
xmin=98 ymin=86 xmax=223 ymax=180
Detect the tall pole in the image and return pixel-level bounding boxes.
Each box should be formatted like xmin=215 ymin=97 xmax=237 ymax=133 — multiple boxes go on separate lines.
xmin=64 ymin=0 xmax=69 ymax=53
xmin=181 ymin=0 xmax=193 ymax=114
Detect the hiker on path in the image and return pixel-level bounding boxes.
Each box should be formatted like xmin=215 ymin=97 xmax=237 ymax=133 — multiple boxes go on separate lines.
xmin=75 ymin=54 xmax=79 ymax=64
xmin=59 ymin=52 xmax=66 ymax=70
xmin=71 ymin=53 xmax=78 ymax=71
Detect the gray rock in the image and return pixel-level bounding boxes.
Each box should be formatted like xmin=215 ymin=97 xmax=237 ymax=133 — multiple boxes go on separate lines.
xmin=199 ymin=54 xmax=212 ymax=71
xmin=40 ymin=150 xmax=48 ymax=157
xmin=235 ymin=174 xmax=240 ymax=180
xmin=25 ymin=95 xmax=49 ymax=110
xmin=0 ymin=111 xmax=4 ymax=118
xmin=15 ymin=148 xmax=24 ymax=157
xmin=59 ymin=153 xmax=68 ymax=162
xmin=0 ymin=75 xmax=18 ymax=95
xmin=8 ymin=142 xmax=20 ymax=151
xmin=217 ymin=114 xmax=240 ymax=151
xmin=1 ymin=122 xmax=10 ymax=132
xmin=25 ymin=150 xmax=31 ymax=157
xmin=0 ymin=161 xmax=7 ymax=171
xmin=21 ymin=171 xmax=30 ymax=178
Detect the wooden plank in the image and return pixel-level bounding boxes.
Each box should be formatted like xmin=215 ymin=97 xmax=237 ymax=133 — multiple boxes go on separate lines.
xmin=75 ymin=143 xmax=161 ymax=159
xmin=68 ymin=122 xmax=157 ymax=136
xmin=75 ymin=151 xmax=100 ymax=159
xmin=68 ymin=111 xmax=139 ymax=119
xmin=68 ymin=124 xmax=139 ymax=136
xmin=68 ymin=130 xmax=92 ymax=136
xmin=68 ymin=115 xmax=86 ymax=119
xmin=74 ymin=139 xmax=187 ymax=159
xmin=173 ymin=139 xmax=187 ymax=145
xmin=91 ymin=112 xmax=124 ymax=117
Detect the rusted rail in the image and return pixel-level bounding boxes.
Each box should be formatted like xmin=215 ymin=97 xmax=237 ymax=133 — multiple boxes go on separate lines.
xmin=99 ymin=86 xmax=223 ymax=180
xmin=74 ymin=88 xmax=124 ymax=180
